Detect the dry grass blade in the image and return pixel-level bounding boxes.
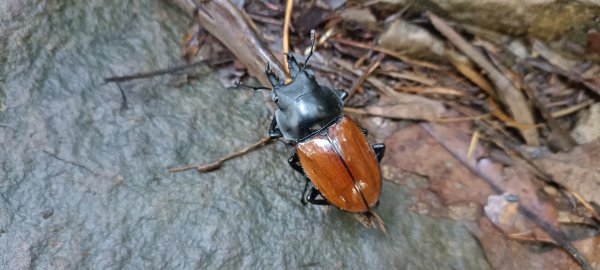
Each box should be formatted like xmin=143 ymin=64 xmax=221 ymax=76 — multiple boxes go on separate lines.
xmin=346 ymin=53 xmax=385 ymax=102
xmin=332 ymin=58 xmax=397 ymax=97
xmin=332 ymin=38 xmax=443 ymax=70
xmin=395 ymin=86 xmax=469 ymax=96
xmin=379 ymin=70 xmax=437 ymax=86
xmin=426 ymin=12 xmax=540 ymax=146
xmin=447 ymin=51 xmax=496 ymax=96
xmin=551 ymin=100 xmax=595 ymax=118
xmin=486 ymin=97 xmax=542 ymax=130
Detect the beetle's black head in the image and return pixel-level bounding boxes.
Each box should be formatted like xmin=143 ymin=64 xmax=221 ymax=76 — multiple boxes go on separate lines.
xmin=268 ymin=54 xmax=319 ymax=110
xmin=268 ymin=53 xmax=344 ymax=141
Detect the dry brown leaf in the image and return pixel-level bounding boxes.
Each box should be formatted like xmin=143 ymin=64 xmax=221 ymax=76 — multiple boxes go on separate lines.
xmin=377 ymin=18 xmax=446 ymax=60
xmin=485 ymin=193 xmax=555 ymax=244
xmin=467 ymin=218 xmax=595 ymax=270
xmin=383 ymin=122 xmax=595 ymax=269
xmin=572 ymin=236 xmax=600 ymax=269
xmin=181 ymin=24 xmax=204 ymax=62
xmin=536 ymin=138 xmax=600 ymax=206
xmin=383 ymin=123 xmax=493 ymax=207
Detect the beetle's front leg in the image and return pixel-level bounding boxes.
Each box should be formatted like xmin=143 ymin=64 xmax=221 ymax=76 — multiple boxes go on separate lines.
xmin=287 ymin=151 xmax=303 ymax=175
xmin=268 ymin=116 xmax=283 ymax=139
xmin=336 ymin=89 xmax=348 ymax=101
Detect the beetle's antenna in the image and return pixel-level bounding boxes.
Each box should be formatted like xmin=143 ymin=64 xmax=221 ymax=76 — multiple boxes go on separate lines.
xmin=233 ymin=81 xmax=271 ymax=91
xmin=303 ymin=29 xmax=316 ymax=68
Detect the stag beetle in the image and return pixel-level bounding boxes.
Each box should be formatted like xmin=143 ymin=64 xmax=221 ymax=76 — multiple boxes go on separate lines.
xmin=243 ymin=35 xmax=385 ymax=213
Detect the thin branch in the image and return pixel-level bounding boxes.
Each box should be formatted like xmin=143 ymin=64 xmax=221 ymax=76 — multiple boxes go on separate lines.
xmin=168 ymin=137 xmax=272 ymax=173
xmin=104 ymin=60 xmax=211 ymax=83
xmin=346 ymin=53 xmax=385 ymax=103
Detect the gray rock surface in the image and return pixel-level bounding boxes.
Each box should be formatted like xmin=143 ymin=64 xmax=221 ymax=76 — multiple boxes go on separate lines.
xmin=0 ymin=1 xmax=490 ymax=269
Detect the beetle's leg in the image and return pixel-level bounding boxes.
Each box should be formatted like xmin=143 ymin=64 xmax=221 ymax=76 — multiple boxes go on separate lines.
xmin=288 ymin=153 xmax=323 ymax=206
xmin=265 ymin=62 xmax=279 ymax=87
xmin=372 ymin=143 xmax=386 ymax=162
xmin=287 ymin=150 xmax=303 ymax=175
xmin=268 ymin=116 xmax=283 ymax=139
xmin=305 ymin=185 xmax=329 ymax=205
xmin=360 ymin=128 xmax=368 ymax=136
xmin=286 ymin=54 xmax=300 ymax=77
xmin=287 ymin=147 xmax=329 ymax=207
xmin=335 ymin=90 xmax=349 ymax=101
xmin=301 ymin=178 xmax=310 ymax=205
xmin=234 ymin=81 xmax=271 ymax=91
xmin=301 ymin=180 xmax=329 ymax=205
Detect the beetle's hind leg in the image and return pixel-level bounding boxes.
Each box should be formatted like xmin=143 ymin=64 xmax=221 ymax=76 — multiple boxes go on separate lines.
xmin=289 ymin=152 xmax=329 ymax=206
xmin=302 ymin=180 xmax=329 ymax=206
xmin=372 ymin=143 xmax=386 ymax=162
xmin=287 ymin=150 xmax=303 ymax=174
xmin=360 ymin=127 xmax=368 ymax=136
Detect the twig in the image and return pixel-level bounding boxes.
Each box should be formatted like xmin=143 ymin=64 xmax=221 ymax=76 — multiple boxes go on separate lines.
xmin=346 ymin=53 xmax=385 ymax=103
xmin=344 ymin=107 xmax=490 ymax=123
xmin=104 ymin=60 xmax=211 ymax=83
xmin=168 ymin=137 xmax=272 ymax=173
xmin=43 ymin=150 xmax=100 ymax=176
xmin=378 ymin=70 xmax=437 ymax=86
xmin=333 ymin=58 xmax=397 ymax=97
xmin=332 ymin=38 xmax=443 ymax=70
xmin=446 ymin=50 xmax=496 ymax=96
xmin=394 ymin=86 xmax=470 ymax=97
xmin=551 ymin=100 xmax=595 ymax=118
xmin=467 ymin=130 xmax=480 ymax=159
xmin=486 ymin=97 xmax=542 ymax=130
xmin=247 ymin=13 xmax=283 ymax=26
